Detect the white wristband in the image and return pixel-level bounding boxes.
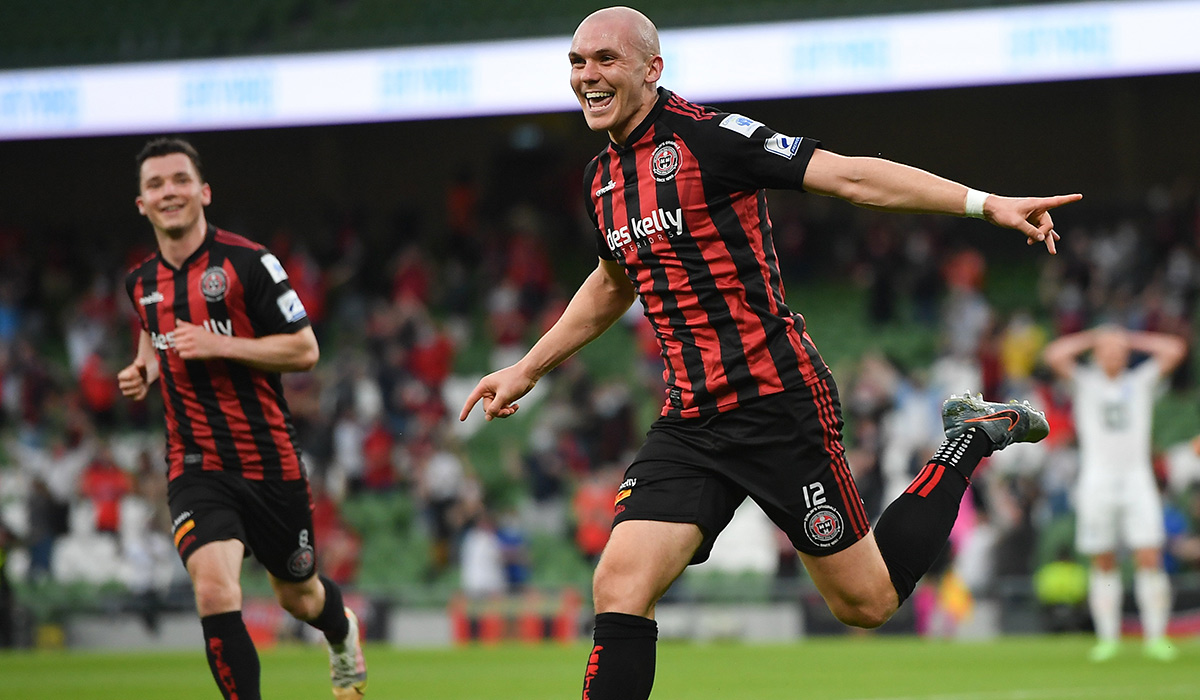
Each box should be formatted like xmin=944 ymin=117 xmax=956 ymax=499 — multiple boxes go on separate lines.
xmin=964 ymin=188 xmax=990 ymax=219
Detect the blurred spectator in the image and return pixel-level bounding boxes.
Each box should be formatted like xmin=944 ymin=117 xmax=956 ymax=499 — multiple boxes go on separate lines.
xmin=1165 ymin=487 xmax=1200 ymax=573
xmin=391 ymin=245 xmax=433 ymax=306
xmin=521 ymin=423 xmax=569 ymax=535
xmin=998 ymin=311 xmax=1047 ymax=395
xmin=273 ymin=233 xmax=329 ymax=328
xmin=330 ymin=405 xmax=366 ymax=495
xmin=459 ymin=512 xmax=506 ymax=599
xmin=24 ymin=477 xmax=66 ymax=581
xmin=78 ymin=443 xmax=131 ymax=534
xmin=496 ymin=511 xmax=531 ymax=592
xmin=77 ymin=352 xmax=118 ymax=428
xmin=859 ymin=220 xmax=900 ymax=325
xmin=414 ymin=439 xmax=467 ymax=576
xmin=572 ymin=469 xmax=618 ymax=566
xmin=64 ymin=273 xmax=115 ymax=376
xmin=361 ymin=418 xmax=399 ymax=492
xmin=0 ymin=281 xmax=22 ymax=348
xmin=311 ymin=478 xmax=362 ymax=586
xmin=119 ymin=455 xmax=183 ymax=633
xmin=904 ymin=226 xmax=943 ymax=327
xmin=445 ymin=167 xmax=480 ymax=258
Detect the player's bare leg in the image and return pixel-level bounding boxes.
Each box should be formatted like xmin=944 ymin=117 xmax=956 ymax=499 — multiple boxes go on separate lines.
xmin=188 ymin=540 xmax=261 ymax=700
xmin=799 ymin=534 xmax=897 ymax=628
xmin=583 ymin=520 xmax=703 ymax=700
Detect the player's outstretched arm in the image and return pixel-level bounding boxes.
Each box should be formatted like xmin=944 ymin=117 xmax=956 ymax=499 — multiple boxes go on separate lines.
xmin=460 ymin=259 xmax=636 ymax=422
xmin=117 ymin=329 xmax=160 ymax=401
xmin=801 ymin=149 xmax=1081 ymax=254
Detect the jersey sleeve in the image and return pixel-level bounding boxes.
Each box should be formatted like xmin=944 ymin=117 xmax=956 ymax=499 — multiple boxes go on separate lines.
xmin=689 ymin=112 xmax=820 ymax=194
xmin=243 ymin=249 xmax=312 ymax=336
xmin=583 ymin=158 xmax=617 ymax=261
xmin=124 ymin=268 xmax=153 ymax=332
xmin=123 ymin=271 xmax=145 ymax=330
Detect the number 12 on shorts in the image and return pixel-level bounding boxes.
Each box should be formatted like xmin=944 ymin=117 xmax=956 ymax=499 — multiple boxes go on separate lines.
xmin=803 ymin=482 xmax=826 ymax=509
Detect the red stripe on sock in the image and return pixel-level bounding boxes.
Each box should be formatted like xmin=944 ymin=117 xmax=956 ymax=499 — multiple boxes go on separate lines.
xmin=905 ymin=464 xmax=936 ymax=494
xmin=916 ymin=464 xmax=946 ymax=498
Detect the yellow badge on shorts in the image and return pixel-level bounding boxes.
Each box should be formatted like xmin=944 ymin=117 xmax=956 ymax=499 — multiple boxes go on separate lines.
xmin=173 ymin=519 xmax=195 ymax=548
xmin=614 ymin=477 xmax=637 ymax=506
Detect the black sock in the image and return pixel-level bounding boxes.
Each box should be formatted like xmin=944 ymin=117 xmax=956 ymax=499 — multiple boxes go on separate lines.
xmin=307 ymin=575 xmax=350 ymax=644
xmin=583 ymin=612 xmax=658 ymax=700
xmin=874 ymin=428 xmax=989 ymax=604
xmin=200 ymin=611 xmax=261 ymax=700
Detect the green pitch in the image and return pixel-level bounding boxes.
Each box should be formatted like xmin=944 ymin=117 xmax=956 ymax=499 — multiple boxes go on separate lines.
xmin=1 ymin=636 xmax=1196 ymax=699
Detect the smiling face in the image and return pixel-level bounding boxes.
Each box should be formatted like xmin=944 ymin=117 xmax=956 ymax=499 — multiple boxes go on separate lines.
xmin=569 ymin=8 xmax=663 ymax=145
xmin=136 ymin=152 xmax=211 ymax=240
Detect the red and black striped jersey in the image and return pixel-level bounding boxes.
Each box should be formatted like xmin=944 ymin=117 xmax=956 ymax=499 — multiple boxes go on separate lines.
xmin=125 ymin=225 xmax=311 ymax=482
xmin=584 ymin=88 xmax=825 ymax=418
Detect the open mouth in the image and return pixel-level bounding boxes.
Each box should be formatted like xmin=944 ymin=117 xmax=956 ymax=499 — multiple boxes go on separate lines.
xmin=585 ymin=91 xmax=614 ymax=111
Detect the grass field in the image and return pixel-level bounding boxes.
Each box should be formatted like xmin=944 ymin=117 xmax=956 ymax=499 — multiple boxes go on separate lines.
xmin=2 ymin=635 xmax=1197 ymax=699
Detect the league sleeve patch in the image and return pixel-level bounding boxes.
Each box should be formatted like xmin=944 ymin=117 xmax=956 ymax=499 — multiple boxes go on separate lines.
xmin=260 ymin=253 xmax=289 ymax=283
xmin=276 ymin=290 xmax=308 ymax=323
xmin=719 ymin=113 xmax=764 ymax=138
xmin=764 ymin=134 xmax=803 ymax=159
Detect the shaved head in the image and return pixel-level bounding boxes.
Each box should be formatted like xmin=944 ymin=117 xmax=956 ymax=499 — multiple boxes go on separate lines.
xmin=568 ymin=6 xmax=664 ymax=143
xmin=575 ymin=6 xmax=660 ymax=60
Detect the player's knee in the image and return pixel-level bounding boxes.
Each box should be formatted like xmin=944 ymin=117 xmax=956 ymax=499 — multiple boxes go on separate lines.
xmin=828 ymin=596 xmax=895 ymax=629
xmin=592 ymin=565 xmax=654 ymax=616
xmin=192 ymin=578 xmax=241 ymax=616
xmin=277 ymin=591 xmax=316 ymax=619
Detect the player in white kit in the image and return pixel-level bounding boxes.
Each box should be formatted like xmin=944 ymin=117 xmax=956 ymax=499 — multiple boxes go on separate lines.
xmin=1044 ymin=325 xmax=1187 ymax=662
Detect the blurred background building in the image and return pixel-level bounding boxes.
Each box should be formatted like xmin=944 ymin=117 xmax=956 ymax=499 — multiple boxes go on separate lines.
xmin=1 ymin=0 xmax=1200 ymax=648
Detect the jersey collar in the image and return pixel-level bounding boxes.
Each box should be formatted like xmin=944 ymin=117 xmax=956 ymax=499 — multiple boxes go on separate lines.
xmin=610 ymin=87 xmax=671 ymax=152
xmin=159 ymin=223 xmax=217 ymax=272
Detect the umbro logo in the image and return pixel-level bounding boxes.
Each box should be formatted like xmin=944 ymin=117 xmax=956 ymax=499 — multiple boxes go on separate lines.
xmin=595 ymin=179 xmax=616 ymax=197
xmin=139 ymin=291 xmax=165 ymax=306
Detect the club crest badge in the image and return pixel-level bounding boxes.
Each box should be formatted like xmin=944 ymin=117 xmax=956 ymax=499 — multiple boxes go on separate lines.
xmin=804 ymin=505 xmax=844 ymax=548
xmin=650 ymin=141 xmax=681 ymax=182
xmin=200 ymin=266 xmax=229 ymax=302
xmin=288 ymin=546 xmax=315 ymax=577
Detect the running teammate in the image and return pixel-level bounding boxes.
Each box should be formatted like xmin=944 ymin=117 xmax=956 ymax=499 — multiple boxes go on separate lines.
xmin=459 ymin=8 xmax=1076 ymax=699
xmin=117 ymin=138 xmax=367 ymax=700
xmin=1044 ymin=326 xmax=1186 ymax=662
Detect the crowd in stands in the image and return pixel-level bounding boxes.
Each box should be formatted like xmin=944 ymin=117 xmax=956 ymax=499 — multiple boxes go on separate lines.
xmin=2 ymin=156 xmax=1200 ymax=642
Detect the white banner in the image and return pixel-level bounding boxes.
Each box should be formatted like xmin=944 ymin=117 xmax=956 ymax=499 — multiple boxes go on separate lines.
xmin=2 ymin=0 xmax=1198 ymax=140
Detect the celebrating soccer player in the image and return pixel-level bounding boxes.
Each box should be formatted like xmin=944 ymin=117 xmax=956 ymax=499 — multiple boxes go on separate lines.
xmin=118 ymin=138 xmax=367 ymax=700
xmin=460 ymin=7 xmax=1081 ymax=699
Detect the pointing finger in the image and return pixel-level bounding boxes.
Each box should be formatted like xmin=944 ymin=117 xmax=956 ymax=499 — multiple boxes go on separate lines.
xmin=459 ymin=385 xmax=487 ymax=421
xmin=1039 ymin=193 xmax=1083 ymax=210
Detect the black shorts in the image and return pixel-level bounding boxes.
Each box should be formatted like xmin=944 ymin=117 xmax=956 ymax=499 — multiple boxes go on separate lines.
xmin=168 ymin=471 xmax=318 ymax=583
xmin=613 ymin=384 xmax=871 ymax=564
